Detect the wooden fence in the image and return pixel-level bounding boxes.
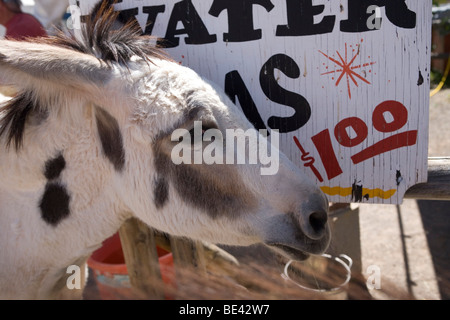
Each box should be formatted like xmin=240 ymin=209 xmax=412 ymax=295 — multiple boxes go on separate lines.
xmin=118 ymin=157 xmax=450 ymax=298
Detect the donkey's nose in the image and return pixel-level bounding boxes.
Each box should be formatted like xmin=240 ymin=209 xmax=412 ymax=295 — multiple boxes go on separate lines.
xmin=295 ymin=192 xmax=329 ymax=241
xmin=307 ymin=210 xmax=328 ymax=239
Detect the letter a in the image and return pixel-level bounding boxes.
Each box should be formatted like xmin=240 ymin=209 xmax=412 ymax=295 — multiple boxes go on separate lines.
xmin=366 ymin=265 xmax=381 ymax=290
xmin=366 ymin=5 xmax=382 ymax=30
xmin=66 ymin=265 xmax=81 ymax=290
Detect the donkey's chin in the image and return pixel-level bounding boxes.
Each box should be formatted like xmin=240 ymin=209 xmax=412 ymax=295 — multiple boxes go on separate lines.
xmin=265 ymin=243 xmax=311 ymax=261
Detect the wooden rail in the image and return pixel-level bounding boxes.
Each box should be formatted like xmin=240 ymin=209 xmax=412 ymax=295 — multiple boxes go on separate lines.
xmin=117 ymin=157 xmax=449 ymax=298
xmin=405 ymin=157 xmax=450 ymax=200
xmin=118 ymin=218 xmax=240 ymax=298
xmin=118 ymin=218 xmax=165 ymax=298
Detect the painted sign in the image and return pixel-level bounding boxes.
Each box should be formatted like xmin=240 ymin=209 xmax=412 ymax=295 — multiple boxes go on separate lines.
xmin=71 ymin=0 xmax=431 ymax=204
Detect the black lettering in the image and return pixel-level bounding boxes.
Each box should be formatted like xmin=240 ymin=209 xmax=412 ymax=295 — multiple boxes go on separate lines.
xmin=163 ymin=0 xmax=217 ymax=48
xmin=111 ymin=7 xmax=137 ymax=24
xmin=87 ymin=1 xmax=165 ymax=35
xmin=113 ymin=6 xmax=165 ymax=35
xmin=276 ymin=0 xmax=335 ymax=36
xmin=225 ymin=71 xmax=268 ymax=132
xmin=384 ymin=0 xmax=416 ymax=29
xmin=340 ymin=0 xmax=415 ymax=32
xmin=209 ymin=0 xmax=274 ymax=42
xmin=142 ymin=6 xmax=166 ymax=35
xmin=340 ymin=0 xmax=382 ymax=32
xmin=259 ymin=54 xmax=311 ymax=133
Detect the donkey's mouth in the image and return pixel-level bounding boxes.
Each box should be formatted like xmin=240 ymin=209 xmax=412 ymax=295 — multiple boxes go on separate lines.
xmin=266 ymin=243 xmax=310 ymax=261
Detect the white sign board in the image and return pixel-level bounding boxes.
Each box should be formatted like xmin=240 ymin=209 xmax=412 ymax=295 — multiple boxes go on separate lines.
xmin=73 ymin=0 xmax=431 ymax=204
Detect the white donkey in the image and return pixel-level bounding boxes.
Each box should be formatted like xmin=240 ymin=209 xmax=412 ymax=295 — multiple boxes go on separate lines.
xmin=0 ymin=8 xmax=330 ymax=299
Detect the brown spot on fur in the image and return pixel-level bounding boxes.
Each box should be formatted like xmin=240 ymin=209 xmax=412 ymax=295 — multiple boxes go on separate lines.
xmin=95 ymin=106 xmax=125 ymax=171
xmin=39 ymin=182 xmax=71 ymax=226
xmin=153 ymin=134 xmax=258 ymax=219
xmin=153 ymin=176 xmax=169 ymax=209
xmin=44 ymin=153 xmax=66 ymax=180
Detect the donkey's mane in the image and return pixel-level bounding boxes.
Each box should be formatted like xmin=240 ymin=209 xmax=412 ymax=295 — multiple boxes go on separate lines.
xmin=0 ymin=4 xmax=169 ymax=150
xmin=42 ymin=3 xmax=169 ymax=66
xmin=0 ymin=92 xmax=43 ymax=150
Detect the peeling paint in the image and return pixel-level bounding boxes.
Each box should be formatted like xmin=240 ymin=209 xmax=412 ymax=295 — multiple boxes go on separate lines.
xmin=396 ymin=170 xmax=403 ymax=186
xmin=352 ymin=180 xmax=365 ymax=202
xmin=417 ymin=70 xmax=424 ymax=86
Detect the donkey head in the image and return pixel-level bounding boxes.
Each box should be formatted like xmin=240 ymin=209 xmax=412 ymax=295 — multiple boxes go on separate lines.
xmin=0 ymin=9 xmax=329 ymax=261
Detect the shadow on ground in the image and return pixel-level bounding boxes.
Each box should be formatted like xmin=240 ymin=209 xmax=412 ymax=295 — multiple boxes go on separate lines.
xmin=417 ymin=200 xmax=450 ymax=299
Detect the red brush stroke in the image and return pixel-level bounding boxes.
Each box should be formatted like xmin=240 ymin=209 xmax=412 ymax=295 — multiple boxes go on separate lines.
xmin=319 ymin=42 xmax=376 ymax=99
xmin=351 ymin=130 xmax=418 ymax=164
xmin=310 ymin=129 xmax=343 ymax=180
xmin=293 ymin=136 xmax=324 ymax=182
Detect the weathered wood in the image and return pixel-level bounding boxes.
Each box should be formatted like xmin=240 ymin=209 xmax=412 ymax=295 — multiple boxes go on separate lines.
xmin=169 ymin=237 xmax=207 ymax=273
xmin=167 ymin=237 xmax=207 ymax=299
xmin=200 ymin=241 xmax=239 ymax=268
xmin=153 ymin=231 xmax=239 ymax=269
xmin=117 ymin=158 xmax=449 ymax=299
xmin=405 ymin=157 xmax=450 ymax=200
xmin=118 ymin=218 xmax=165 ymax=299
xmin=118 ymin=221 xmax=240 ymax=298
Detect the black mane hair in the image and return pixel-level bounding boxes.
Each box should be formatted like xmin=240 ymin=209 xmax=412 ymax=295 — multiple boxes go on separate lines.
xmin=0 ymin=91 xmax=40 ymax=150
xmin=0 ymin=2 xmax=169 ymax=150
xmin=43 ymin=1 xmax=169 ymax=66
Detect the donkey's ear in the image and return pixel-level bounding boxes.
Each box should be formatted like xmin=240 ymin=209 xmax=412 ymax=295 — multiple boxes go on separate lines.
xmin=0 ymin=39 xmax=111 ymax=94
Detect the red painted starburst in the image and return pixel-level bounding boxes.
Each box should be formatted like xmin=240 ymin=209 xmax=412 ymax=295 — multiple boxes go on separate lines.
xmin=319 ymin=42 xmax=376 ymax=99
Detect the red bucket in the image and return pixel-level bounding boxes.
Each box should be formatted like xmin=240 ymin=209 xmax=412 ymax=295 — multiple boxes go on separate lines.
xmin=87 ymin=232 xmax=174 ymax=299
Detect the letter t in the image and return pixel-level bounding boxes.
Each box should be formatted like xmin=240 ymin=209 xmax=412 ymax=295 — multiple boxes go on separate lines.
xmin=209 ymin=0 xmax=275 ymax=42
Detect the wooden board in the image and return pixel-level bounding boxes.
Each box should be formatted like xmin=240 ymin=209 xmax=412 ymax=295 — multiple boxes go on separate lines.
xmin=72 ymin=0 xmax=431 ymax=204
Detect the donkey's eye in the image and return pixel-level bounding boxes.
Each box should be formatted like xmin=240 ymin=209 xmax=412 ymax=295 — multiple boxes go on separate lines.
xmin=189 ymin=126 xmax=206 ymax=143
xmin=188 ymin=123 xmax=217 ymax=144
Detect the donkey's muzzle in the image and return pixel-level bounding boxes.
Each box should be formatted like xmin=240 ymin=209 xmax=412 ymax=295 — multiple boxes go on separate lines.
xmin=265 ymin=208 xmax=330 ymax=261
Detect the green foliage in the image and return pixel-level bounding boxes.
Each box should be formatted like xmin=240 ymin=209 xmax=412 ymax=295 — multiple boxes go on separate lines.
xmin=433 ymin=0 xmax=450 ymax=6
xmin=434 ymin=0 xmax=450 ymax=35
xmin=430 ymin=68 xmax=450 ymax=88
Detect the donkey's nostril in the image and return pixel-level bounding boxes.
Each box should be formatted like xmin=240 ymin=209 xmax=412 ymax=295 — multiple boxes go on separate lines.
xmin=309 ymin=211 xmax=328 ymax=234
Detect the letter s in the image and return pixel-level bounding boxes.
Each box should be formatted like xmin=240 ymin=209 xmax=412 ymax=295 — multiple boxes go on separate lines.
xmin=260 ymin=54 xmax=311 ymax=133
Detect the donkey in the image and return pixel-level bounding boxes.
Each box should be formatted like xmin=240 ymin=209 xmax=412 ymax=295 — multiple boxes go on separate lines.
xmin=0 ymin=8 xmax=330 ymax=299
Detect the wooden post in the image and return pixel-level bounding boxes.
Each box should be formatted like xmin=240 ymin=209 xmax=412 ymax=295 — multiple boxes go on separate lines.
xmin=153 ymin=231 xmax=239 ymax=270
xmin=169 ymin=237 xmax=207 ymax=273
xmin=117 ymin=156 xmax=448 ymax=299
xmin=118 ymin=218 xmax=165 ymax=299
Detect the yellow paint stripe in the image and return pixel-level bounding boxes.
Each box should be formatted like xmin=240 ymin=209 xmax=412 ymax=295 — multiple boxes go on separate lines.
xmin=366 ymin=188 xmax=397 ymax=199
xmin=320 ymin=186 xmax=396 ymax=200
xmin=321 ymin=186 xmax=353 ymax=197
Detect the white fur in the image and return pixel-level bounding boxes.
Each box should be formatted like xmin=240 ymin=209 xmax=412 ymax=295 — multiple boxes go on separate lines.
xmin=0 ymin=40 xmax=329 ymax=299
